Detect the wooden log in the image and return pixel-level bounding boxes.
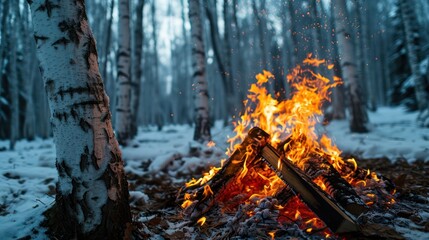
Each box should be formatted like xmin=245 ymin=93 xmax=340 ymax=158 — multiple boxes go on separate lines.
xmin=261 ymin=144 xmax=359 ymax=233
xmin=306 ymin=153 xmax=369 ymax=217
xmin=278 ymin=136 xmax=368 ymax=217
xmin=179 ymin=127 xmax=270 ymax=220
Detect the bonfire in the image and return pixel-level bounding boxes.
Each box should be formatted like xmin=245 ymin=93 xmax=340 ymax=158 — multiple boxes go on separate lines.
xmin=178 ymin=54 xmax=396 ymax=239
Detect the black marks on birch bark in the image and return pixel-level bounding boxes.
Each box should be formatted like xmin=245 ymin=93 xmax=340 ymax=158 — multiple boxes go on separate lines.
xmin=61 ymin=160 xmax=72 ymax=177
xmin=57 ymin=86 xmax=91 ymax=99
xmin=34 ymin=35 xmax=49 ymax=45
xmin=36 ymin=0 xmax=60 ymax=17
xmin=91 ymin=151 xmax=99 ymax=170
xmin=52 ymin=37 xmax=70 ymax=48
xmin=78 ymin=192 xmax=90 ymax=220
xmin=45 ymin=78 xmax=54 ymax=93
xmin=69 ymin=59 xmax=76 ymax=65
xmin=83 ymin=36 xmax=98 ymax=69
xmin=72 ymin=100 xmax=103 ymax=108
xmin=58 ymin=20 xmax=83 ymax=45
xmin=56 ymin=160 xmax=65 ymax=178
xmin=100 ymin=112 xmax=111 ymax=122
xmin=79 ymin=118 xmax=92 ymax=132
xmin=70 ymin=108 xmax=78 ymax=120
xmin=39 ymin=66 xmax=44 ymax=75
xmin=80 ymin=146 xmax=90 ymax=171
xmin=54 ymin=111 xmax=68 ymax=122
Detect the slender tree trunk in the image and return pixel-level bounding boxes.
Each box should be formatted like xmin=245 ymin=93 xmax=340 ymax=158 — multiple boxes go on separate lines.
xmin=9 ymin=3 xmax=19 ymax=150
xmin=0 ymin=0 xmax=9 ymax=89
xmin=131 ymin=0 xmax=145 ymax=137
xmin=231 ymin=0 xmax=247 ymax=102
xmin=151 ymin=1 xmax=163 ymax=130
xmin=310 ymin=0 xmax=322 ymax=59
xmin=204 ymin=1 xmax=235 ymax=126
xmin=27 ymin=1 xmax=131 ymax=238
xmin=101 ymin=0 xmax=114 ymax=82
xmin=189 ymin=0 xmax=211 ymax=142
xmin=287 ymin=0 xmax=298 ymax=67
xmin=329 ymin=0 xmax=346 ymax=119
xmin=333 ymin=0 xmax=369 ymax=132
xmin=354 ymin=0 xmax=372 ymax=110
xmin=399 ymin=0 xmax=429 ymax=127
xmin=181 ymin=0 xmax=193 ymax=125
xmin=252 ymin=0 xmax=269 ymax=70
xmin=115 ymin=0 xmax=133 ymax=145
xmin=223 ymin=0 xmax=236 ymax=124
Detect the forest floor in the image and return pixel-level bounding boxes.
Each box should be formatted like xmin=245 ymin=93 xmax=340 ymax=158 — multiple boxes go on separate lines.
xmin=0 ymin=107 xmax=428 ymax=239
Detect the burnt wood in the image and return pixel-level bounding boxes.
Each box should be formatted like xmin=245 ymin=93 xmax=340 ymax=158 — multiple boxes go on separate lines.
xmin=261 ymin=143 xmax=359 ymax=233
xmin=179 ymin=127 xmax=270 ymax=219
xmin=278 ymin=136 xmax=369 ymax=217
xmin=307 ymin=153 xmax=369 ymax=217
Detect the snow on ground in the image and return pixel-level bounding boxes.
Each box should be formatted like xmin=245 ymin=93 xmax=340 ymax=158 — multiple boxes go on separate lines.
xmin=0 ymin=139 xmax=57 ymax=240
xmin=0 ymin=107 xmax=427 ymax=239
xmin=326 ymin=106 xmax=429 ymax=161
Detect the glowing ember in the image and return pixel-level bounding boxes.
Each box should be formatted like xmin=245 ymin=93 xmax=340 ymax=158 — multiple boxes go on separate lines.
xmin=197 ymin=216 xmax=206 ymax=226
xmin=206 ymin=140 xmax=216 ymax=148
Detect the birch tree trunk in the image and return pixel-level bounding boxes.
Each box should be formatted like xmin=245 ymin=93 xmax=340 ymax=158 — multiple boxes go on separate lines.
xmin=399 ymin=0 xmax=429 ymax=127
xmin=329 ymin=0 xmax=346 ymax=120
xmin=131 ymin=0 xmax=145 ymax=137
xmin=189 ymin=0 xmax=211 ymax=142
xmin=27 ymin=0 xmax=131 ymax=238
xmin=115 ymin=0 xmax=133 ymax=145
xmin=333 ymin=0 xmax=369 ymax=132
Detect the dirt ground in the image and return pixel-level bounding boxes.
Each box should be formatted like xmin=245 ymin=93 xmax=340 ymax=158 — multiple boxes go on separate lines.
xmin=128 ymin=157 xmax=429 ymax=239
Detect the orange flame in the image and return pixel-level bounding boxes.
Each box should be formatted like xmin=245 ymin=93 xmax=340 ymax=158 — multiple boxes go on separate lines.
xmin=183 ymin=54 xmax=395 ymax=234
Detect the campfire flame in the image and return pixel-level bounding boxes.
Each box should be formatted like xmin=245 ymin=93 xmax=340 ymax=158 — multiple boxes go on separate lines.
xmin=182 ymin=54 xmax=395 ymax=237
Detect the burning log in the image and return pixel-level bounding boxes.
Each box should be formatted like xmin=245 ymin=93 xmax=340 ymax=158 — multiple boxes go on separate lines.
xmin=178 ymin=127 xmax=270 ymax=219
xmin=304 ymin=154 xmax=369 ymax=217
xmin=277 ymin=136 xmax=369 ymax=217
xmin=181 ymin=127 xmax=366 ymax=233
xmin=260 ymin=142 xmax=358 ymax=233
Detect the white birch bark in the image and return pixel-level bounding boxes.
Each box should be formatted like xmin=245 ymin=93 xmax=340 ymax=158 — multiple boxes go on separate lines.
xmin=115 ymin=0 xmax=133 ymax=145
xmin=399 ymin=0 xmax=429 ymax=127
xmin=27 ymin=0 xmax=131 ymax=238
xmin=189 ymin=0 xmax=211 ymax=142
xmin=333 ymin=0 xmax=369 ymax=132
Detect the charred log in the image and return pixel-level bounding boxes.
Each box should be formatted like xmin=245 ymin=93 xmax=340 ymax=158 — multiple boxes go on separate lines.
xmin=178 ymin=127 xmax=270 ymax=220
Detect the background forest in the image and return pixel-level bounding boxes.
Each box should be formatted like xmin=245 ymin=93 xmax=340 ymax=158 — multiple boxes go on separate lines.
xmin=1 ymin=0 xmax=429 ymax=239
xmin=1 ymin=0 xmax=429 ymax=145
